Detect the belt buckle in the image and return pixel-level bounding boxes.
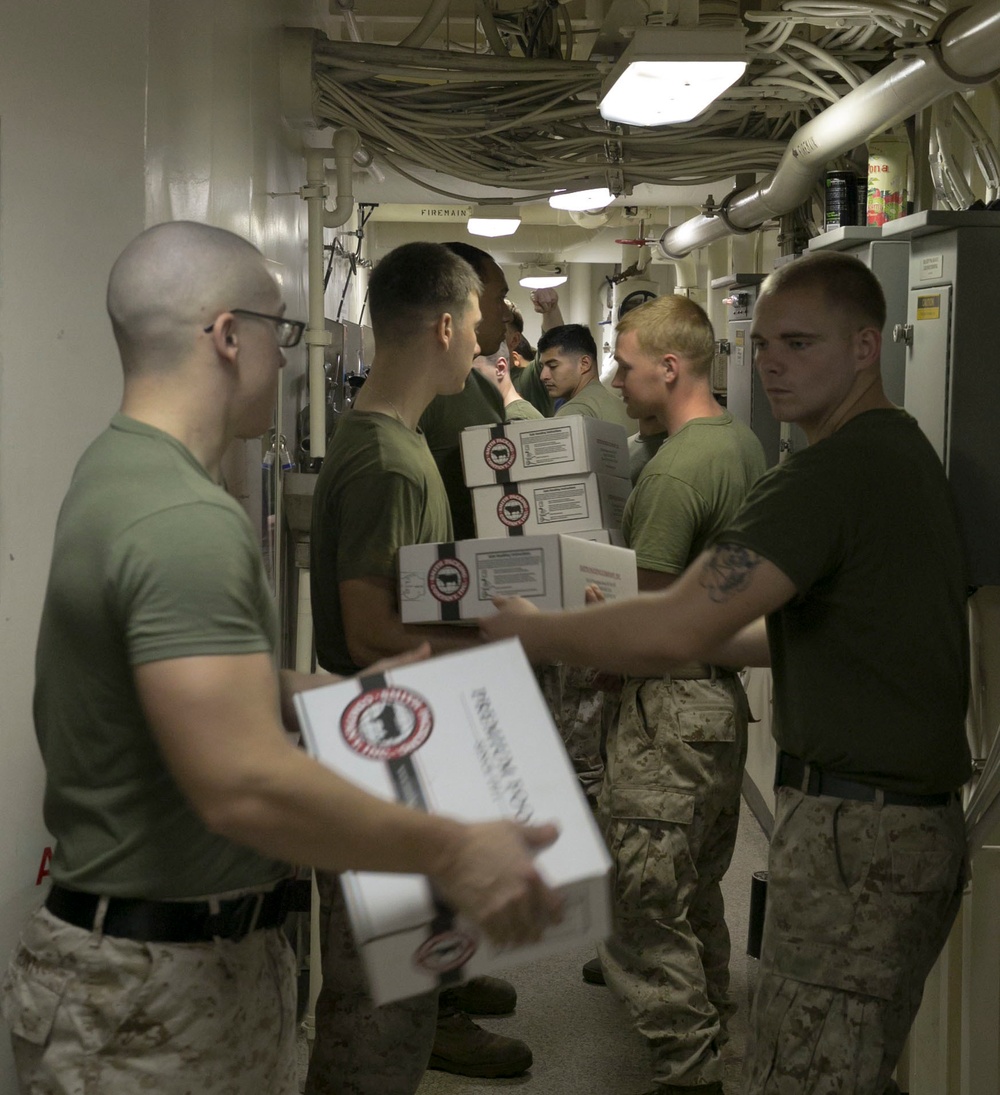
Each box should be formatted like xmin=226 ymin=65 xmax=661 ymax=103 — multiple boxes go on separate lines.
xmin=211 ymin=893 xmax=262 ymax=942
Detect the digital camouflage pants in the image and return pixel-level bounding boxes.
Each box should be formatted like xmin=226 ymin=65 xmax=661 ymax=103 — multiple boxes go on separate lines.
xmin=1 ymin=905 xmax=298 ymax=1095
xmin=743 ymin=786 xmax=967 ymax=1095
xmin=597 ymin=674 xmax=749 ymax=1088
xmin=304 ymin=870 xmax=437 ymax=1095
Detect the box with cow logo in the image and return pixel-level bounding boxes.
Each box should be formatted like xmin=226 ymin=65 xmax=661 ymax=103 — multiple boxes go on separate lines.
xmin=471 ymin=471 xmax=632 ymax=539
xmin=398 ymin=532 xmax=637 ymax=623
xmin=294 ymin=639 xmax=613 ymax=1004
xmin=460 ymin=415 xmax=630 ymax=488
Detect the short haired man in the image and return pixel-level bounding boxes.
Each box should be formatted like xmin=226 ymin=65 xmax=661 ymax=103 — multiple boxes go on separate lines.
xmin=579 ymin=295 xmax=766 ymax=1093
xmin=483 ymin=252 xmax=971 ymax=1095
xmin=472 ymin=341 xmax=544 ymax=421
xmin=418 ymin=242 xmax=510 ymax=540
xmin=538 ymin=323 xmax=636 ymax=434
xmin=309 ymin=241 xmax=534 ymax=1090
xmin=0 ymin=224 xmax=561 ymax=1095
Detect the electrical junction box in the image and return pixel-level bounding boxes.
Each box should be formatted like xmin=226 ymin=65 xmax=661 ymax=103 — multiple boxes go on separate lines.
xmin=294 ymin=639 xmax=612 ymax=1004
xmin=471 ymin=472 xmax=632 ymax=539
xmin=398 ymin=532 xmax=636 ymax=624
xmin=882 ymin=210 xmax=1000 ymax=586
xmin=460 ymin=415 xmax=629 ymax=489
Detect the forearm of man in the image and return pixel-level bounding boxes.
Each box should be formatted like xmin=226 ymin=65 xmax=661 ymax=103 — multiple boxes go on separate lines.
xmin=137 ymin=651 xmax=563 ymax=944
xmin=341 ymin=575 xmax=480 ymax=666
xmin=540 ymin=305 xmax=565 ymax=332
xmin=483 ymin=546 xmax=793 ymax=675
xmin=703 ymin=618 xmax=771 ymax=668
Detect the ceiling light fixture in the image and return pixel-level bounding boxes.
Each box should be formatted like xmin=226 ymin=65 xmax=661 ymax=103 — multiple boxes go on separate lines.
xmin=467 ymin=204 xmax=522 ymax=237
xmin=518 ymin=262 xmax=568 ymax=289
xmin=548 ymin=187 xmax=617 ymax=212
xmin=599 ymin=26 xmax=748 ymax=127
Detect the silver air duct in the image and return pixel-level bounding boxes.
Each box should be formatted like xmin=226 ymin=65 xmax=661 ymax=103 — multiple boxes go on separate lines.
xmin=658 ymin=0 xmax=1000 ymax=258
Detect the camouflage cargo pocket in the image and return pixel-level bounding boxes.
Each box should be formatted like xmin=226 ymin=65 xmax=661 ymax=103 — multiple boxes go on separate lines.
xmin=1 ymin=941 xmax=69 ymax=1047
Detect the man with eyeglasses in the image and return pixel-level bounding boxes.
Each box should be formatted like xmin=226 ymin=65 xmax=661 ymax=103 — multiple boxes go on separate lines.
xmin=0 ymin=221 xmax=562 ymax=1095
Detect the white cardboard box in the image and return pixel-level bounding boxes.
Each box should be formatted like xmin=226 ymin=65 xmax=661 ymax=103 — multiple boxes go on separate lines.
xmin=294 ymin=640 xmax=612 ymax=1004
xmin=472 ymin=472 xmax=632 ymax=538
xmin=398 ymin=532 xmax=637 ymax=623
xmin=460 ymin=415 xmax=629 ymax=488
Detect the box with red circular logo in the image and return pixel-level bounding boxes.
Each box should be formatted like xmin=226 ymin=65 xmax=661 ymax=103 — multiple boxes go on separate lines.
xmin=294 ymin=639 xmax=613 ymax=1004
xmin=471 ymin=472 xmax=632 ymax=539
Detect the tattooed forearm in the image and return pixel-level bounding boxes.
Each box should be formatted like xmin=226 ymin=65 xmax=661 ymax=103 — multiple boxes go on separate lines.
xmin=699 ymin=544 xmax=762 ymax=602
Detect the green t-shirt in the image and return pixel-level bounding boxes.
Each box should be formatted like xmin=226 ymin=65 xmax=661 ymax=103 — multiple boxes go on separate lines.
xmin=718 ymin=409 xmax=972 ymax=794
xmin=34 ymin=414 xmax=287 ymax=898
xmin=419 ymin=370 xmax=505 ymax=540
xmin=624 ymin=412 xmax=766 ymax=574
xmin=556 ymin=379 xmax=637 ymax=436
xmin=510 ymin=358 xmax=553 ymax=417
xmin=311 ymin=410 xmax=452 ymax=675
xmin=628 ymin=429 xmax=668 ymax=485
xmin=505 ymin=397 xmax=545 ymax=422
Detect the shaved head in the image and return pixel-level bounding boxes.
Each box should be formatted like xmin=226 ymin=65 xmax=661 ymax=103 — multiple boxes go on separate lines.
xmin=107 ymin=221 xmax=277 ymax=373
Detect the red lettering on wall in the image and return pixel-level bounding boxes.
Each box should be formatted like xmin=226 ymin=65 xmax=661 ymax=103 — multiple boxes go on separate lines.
xmin=36 ymin=846 xmax=52 ymax=886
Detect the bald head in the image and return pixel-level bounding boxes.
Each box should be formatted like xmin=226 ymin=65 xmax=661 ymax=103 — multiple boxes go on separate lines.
xmin=107 ymin=221 xmax=277 ymax=373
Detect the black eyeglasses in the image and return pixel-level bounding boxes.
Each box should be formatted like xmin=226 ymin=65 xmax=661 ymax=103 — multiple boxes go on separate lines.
xmin=204 ymin=309 xmax=305 ymax=349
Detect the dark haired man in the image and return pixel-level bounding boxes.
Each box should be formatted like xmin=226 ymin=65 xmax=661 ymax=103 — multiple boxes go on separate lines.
xmin=538 ymin=323 xmax=635 ymax=434
xmin=483 ymin=251 xmax=970 ymax=1095
xmin=310 ymin=241 xmax=536 ymax=1090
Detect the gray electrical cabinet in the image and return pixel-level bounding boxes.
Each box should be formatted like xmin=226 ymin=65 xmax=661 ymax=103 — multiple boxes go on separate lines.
xmin=882 ymin=210 xmax=1000 ymax=586
xmin=807 ymin=225 xmax=910 ymax=406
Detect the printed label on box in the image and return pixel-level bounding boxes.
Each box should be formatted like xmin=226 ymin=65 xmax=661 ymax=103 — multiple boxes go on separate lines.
xmin=483 ymin=436 xmax=517 ymax=472
xmin=535 ymin=483 xmax=590 ymax=525
xmin=521 ymin=426 xmax=576 ymax=468
xmin=427 ymin=557 xmax=470 ymax=602
xmin=497 ymin=492 xmax=530 ymax=527
xmin=475 ymin=548 xmax=546 ymax=601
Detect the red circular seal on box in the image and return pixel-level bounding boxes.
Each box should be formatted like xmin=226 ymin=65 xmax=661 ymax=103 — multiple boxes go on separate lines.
xmin=484 ymin=436 xmax=517 ymax=472
xmin=413 ymin=930 xmax=478 ymax=974
xmin=427 ymin=557 xmax=469 ymax=603
xmin=497 ymin=493 xmax=529 ymax=527
xmin=341 ymin=687 xmax=433 ymax=761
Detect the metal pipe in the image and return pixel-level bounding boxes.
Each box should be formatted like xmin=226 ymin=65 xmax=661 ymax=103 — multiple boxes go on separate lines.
xmin=658 ymin=0 xmax=1000 ymax=257
xmin=303 ymin=128 xmax=360 ymax=464
xmin=399 ymin=0 xmax=451 ymax=48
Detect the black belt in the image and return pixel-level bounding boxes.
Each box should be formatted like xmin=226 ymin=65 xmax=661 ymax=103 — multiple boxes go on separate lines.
xmin=45 ymin=880 xmax=294 ymax=944
xmin=775 ymin=752 xmax=955 ymax=808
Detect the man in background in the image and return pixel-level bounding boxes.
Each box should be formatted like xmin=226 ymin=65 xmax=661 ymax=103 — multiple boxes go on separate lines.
xmin=472 ymin=341 xmax=544 ymax=421
xmin=538 ymin=323 xmax=636 ymax=434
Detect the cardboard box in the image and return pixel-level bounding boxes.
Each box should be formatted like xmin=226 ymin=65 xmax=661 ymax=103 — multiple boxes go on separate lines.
xmin=472 ymin=472 xmax=632 ymax=538
xmin=294 ymin=640 xmax=612 ymax=1004
xmin=460 ymin=416 xmax=629 ymax=488
xmin=398 ymin=532 xmax=637 ymax=623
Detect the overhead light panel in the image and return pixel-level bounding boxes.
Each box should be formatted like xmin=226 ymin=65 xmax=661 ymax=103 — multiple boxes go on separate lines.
xmin=549 ymin=187 xmax=616 ymax=212
xmin=599 ymin=26 xmax=748 ymax=127
xmin=519 ymin=263 xmax=568 ymax=289
xmin=467 ymin=205 xmax=521 ymax=237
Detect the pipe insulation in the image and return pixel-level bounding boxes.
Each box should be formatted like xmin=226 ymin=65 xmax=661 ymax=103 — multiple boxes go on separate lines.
xmin=658 ymin=0 xmax=1000 ymax=257
xmin=303 ymin=128 xmax=360 ymax=464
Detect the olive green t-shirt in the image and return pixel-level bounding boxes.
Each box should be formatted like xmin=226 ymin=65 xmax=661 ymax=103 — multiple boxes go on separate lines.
xmin=628 ymin=428 xmax=668 ymax=485
xmin=34 ymin=414 xmax=287 ymax=898
xmin=623 ymin=411 xmax=766 ymax=574
xmin=419 ymin=370 xmax=505 ymax=539
xmin=311 ymin=410 xmax=452 ymax=675
xmin=510 ymin=358 xmax=553 ymax=417
xmin=718 ymin=409 xmax=972 ymax=794
xmin=505 ymin=397 xmax=545 ymax=422
xmin=556 ymin=379 xmax=637 ymax=436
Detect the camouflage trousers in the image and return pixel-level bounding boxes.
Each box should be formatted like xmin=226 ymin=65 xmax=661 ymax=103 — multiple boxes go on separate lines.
xmin=743 ymin=787 xmax=967 ymax=1095
xmin=597 ymin=674 xmax=749 ymax=1088
xmin=1 ymin=905 xmax=298 ymax=1094
xmin=536 ymin=663 xmax=620 ymax=807
xmin=305 ymin=870 xmax=437 ymax=1095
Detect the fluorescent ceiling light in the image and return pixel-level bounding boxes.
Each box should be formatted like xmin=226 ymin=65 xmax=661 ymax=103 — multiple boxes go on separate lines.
xmin=467 ymin=205 xmax=521 ymax=237
xmin=599 ymin=26 xmax=747 ymax=127
xmin=519 ymin=263 xmax=568 ymax=289
xmin=549 ymin=187 xmax=616 ymax=212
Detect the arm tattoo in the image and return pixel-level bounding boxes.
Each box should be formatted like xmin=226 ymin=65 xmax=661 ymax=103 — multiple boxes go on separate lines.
xmin=699 ymin=544 xmax=763 ymax=603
